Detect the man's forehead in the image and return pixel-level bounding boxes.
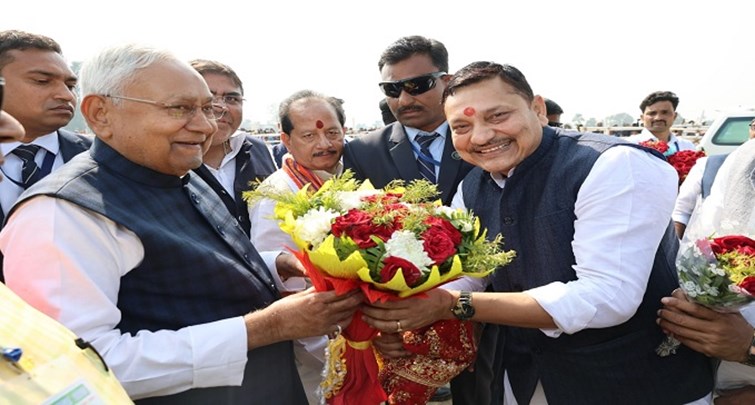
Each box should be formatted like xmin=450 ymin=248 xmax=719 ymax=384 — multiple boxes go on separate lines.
xmin=5 ymin=49 xmax=74 ymax=74
xmin=645 ymin=100 xmax=675 ymax=112
xmin=129 ymin=61 xmax=211 ymax=97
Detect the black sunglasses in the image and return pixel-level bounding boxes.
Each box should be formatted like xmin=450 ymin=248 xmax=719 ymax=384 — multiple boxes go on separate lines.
xmin=378 ymin=72 xmax=446 ymax=98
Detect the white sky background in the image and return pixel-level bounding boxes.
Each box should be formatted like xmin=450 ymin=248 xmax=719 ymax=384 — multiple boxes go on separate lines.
xmin=2 ymin=0 xmax=753 ymax=128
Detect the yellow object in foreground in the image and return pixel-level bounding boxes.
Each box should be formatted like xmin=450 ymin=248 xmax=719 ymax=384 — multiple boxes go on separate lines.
xmin=0 ymin=283 xmax=132 ymax=404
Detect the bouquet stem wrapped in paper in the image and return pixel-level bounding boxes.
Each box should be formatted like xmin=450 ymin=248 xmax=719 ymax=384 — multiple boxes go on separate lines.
xmin=248 ymin=171 xmax=515 ymax=404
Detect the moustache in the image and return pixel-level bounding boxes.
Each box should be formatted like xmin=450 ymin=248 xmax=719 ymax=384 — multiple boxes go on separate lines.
xmin=313 ymin=150 xmax=339 ymax=157
xmin=397 ymin=105 xmax=424 ymax=115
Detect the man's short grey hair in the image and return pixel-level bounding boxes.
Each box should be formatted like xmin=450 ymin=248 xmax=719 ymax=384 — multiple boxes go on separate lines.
xmin=79 ymin=44 xmax=177 ymax=102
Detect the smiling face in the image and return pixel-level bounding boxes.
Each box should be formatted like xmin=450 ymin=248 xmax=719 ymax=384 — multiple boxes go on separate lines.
xmin=281 ymin=98 xmax=344 ymax=173
xmin=201 ymin=72 xmax=242 ymax=146
xmin=94 ymin=59 xmax=217 ymax=176
xmin=381 ymin=53 xmax=448 ymax=132
xmin=0 ymin=49 xmax=77 ymax=141
xmin=445 ymin=77 xmax=547 ymax=176
xmin=641 ymin=100 xmax=677 ymax=141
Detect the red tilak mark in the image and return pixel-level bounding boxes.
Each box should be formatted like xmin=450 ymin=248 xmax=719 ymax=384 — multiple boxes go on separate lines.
xmin=463 ymin=107 xmax=475 ymax=117
xmin=316 ymin=120 xmax=324 ymax=129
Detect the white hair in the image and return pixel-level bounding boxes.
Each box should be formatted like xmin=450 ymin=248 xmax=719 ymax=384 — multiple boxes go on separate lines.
xmin=79 ymin=43 xmax=177 ymax=101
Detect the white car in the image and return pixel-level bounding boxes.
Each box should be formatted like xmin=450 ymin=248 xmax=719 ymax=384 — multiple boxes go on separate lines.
xmin=698 ymin=110 xmax=755 ymax=155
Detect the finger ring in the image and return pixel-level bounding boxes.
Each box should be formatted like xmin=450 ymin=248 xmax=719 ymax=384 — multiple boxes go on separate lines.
xmin=396 ymin=320 xmax=403 ymax=333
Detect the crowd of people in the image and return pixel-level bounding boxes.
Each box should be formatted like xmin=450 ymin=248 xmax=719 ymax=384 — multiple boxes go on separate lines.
xmin=1 ymin=29 xmax=754 ymax=405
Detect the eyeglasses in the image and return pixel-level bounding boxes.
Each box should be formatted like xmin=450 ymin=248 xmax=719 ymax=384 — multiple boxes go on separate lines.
xmin=378 ymin=72 xmax=446 ymax=98
xmin=213 ymin=94 xmax=244 ymax=106
xmin=104 ymin=95 xmax=223 ymax=121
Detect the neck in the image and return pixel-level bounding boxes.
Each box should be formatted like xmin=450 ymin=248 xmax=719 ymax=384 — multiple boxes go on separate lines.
xmin=204 ymin=142 xmax=228 ymax=169
xmin=652 ymin=130 xmax=671 ymax=142
xmin=19 ymin=129 xmax=53 ymax=144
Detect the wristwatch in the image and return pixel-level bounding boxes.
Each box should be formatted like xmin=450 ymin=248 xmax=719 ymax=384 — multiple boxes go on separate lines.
xmin=451 ymin=291 xmax=475 ymax=321
xmin=741 ymin=331 xmax=755 ymax=367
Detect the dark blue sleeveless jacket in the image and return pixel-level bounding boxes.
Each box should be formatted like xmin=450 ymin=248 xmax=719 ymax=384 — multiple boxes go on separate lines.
xmin=14 ymin=139 xmax=306 ymax=404
xmin=462 ymin=128 xmax=713 ymax=405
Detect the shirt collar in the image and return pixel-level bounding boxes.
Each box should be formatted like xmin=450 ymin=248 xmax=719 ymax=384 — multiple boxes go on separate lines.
xmin=1 ymin=131 xmax=60 ymax=157
xmin=405 ymin=122 xmax=449 ymax=143
xmin=215 ymin=132 xmax=246 ymax=169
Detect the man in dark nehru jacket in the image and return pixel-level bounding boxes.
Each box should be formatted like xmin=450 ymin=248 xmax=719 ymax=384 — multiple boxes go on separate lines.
xmin=0 ymin=43 xmax=361 ymax=404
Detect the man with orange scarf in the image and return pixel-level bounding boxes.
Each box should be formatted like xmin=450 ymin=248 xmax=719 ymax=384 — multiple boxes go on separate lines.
xmin=248 ymin=89 xmax=346 ymax=403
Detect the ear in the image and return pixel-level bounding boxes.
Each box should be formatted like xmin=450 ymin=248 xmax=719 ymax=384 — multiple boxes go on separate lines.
xmin=280 ymin=131 xmax=291 ymax=150
xmin=532 ymin=95 xmax=548 ymax=126
xmin=81 ymin=95 xmax=113 ymax=139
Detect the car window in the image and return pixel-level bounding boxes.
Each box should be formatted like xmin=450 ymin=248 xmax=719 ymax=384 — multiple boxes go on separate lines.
xmin=713 ymin=117 xmax=754 ymax=145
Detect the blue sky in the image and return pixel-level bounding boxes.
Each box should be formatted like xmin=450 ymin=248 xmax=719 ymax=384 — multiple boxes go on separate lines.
xmin=3 ymin=0 xmax=753 ymax=127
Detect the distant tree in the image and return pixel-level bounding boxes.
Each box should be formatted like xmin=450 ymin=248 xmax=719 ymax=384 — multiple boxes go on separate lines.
xmin=605 ymin=112 xmax=634 ymax=127
xmin=674 ymin=113 xmax=684 ymax=125
xmin=586 ymin=117 xmax=597 ymax=127
xmin=571 ymin=113 xmax=585 ymax=126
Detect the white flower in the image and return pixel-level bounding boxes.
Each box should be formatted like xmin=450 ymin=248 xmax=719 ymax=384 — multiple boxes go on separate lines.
xmin=683 ymin=281 xmax=699 ymax=297
xmin=710 ymin=265 xmax=726 ymax=277
xmin=384 ymin=230 xmax=434 ymax=270
xmin=294 ymin=207 xmax=340 ymax=248
xmin=336 ymin=190 xmax=380 ymax=211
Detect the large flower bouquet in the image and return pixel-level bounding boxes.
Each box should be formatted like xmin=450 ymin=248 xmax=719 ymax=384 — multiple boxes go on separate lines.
xmin=247 ymin=171 xmax=515 ymax=404
xmin=639 ymin=140 xmax=706 ymax=184
xmin=657 ymin=234 xmax=755 ymax=356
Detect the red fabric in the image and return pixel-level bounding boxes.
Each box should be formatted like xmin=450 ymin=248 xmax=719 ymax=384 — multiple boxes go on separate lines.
xmin=293 ymin=250 xmax=387 ymax=405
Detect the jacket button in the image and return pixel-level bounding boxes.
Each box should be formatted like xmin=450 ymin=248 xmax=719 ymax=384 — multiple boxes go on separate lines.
xmin=216 ymin=225 xmax=225 ymax=237
xmin=503 ymin=216 xmax=514 ymax=225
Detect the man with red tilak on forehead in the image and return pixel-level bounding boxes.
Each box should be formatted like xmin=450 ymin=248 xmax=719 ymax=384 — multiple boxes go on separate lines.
xmin=248 ymin=89 xmax=346 ymax=404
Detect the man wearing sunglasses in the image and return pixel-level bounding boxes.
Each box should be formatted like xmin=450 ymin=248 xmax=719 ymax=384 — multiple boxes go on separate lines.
xmin=343 ymin=35 xmax=472 ymax=207
xmin=0 ymin=30 xmax=91 ymax=239
xmin=343 ymin=35 xmax=475 ymax=404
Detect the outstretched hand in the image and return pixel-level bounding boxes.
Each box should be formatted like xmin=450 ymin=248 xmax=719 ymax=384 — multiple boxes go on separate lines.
xmin=361 ymin=288 xmax=455 ymax=333
xmin=657 ymin=289 xmax=753 ymax=361
xmin=245 ymin=288 xmax=363 ymax=350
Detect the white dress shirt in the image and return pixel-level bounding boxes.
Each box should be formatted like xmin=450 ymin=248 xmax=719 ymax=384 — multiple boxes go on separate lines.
xmin=673 ymin=156 xmax=707 ymax=226
xmin=0 ymin=196 xmax=285 ymax=399
xmin=0 ymin=131 xmax=65 ymax=215
xmin=626 ymin=128 xmax=697 ymax=153
xmin=202 ymin=133 xmax=247 ymax=199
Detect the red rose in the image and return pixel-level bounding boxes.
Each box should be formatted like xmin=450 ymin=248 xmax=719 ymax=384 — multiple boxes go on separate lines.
xmin=422 ymin=227 xmax=458 ymax=265
xmin=639 ymin=140 xmax=669 ymax=154
xmin=380 ymin=256 xmax=423 ymax=287
xmin=710 ymin=235 xmax=755 ymax=255
xmin=332 ymin=209 xmax=393 ymax=248
xmin=738 ymin=276 xmax=755 ymax=296
xmin=424 ymin=217 xmax=462 ymax=245
xmin=668 ymin=150 xmax=705 ymax=184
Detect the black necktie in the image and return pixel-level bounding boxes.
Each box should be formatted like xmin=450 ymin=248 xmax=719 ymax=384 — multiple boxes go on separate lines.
xmin=11 ymin=144 xmax=43 ymax=189
xmin=415 ymin=132 xmax=439 ymax=183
